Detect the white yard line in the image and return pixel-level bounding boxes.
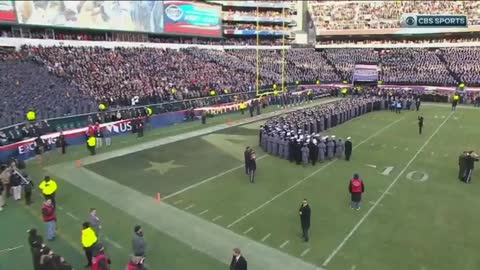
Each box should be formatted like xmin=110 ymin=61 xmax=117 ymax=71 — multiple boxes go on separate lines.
xmin=104 ymin=237 xmax=123 ymax=249
xmin=65 ymin=211 xmax=80 ymax=221
xmin=0 ymin=245 xmax=24 ymax=254
xmin=184 ymin=204 xmax=195 ymax=210
xmin=243 ymin=227 xmax=254 ymax=234
xmin=163 ymin=155 xmax=267 ymax=200
xmin=279 ymin=240 xmax=290 ymax=249
xmin=212 ymin=216 xmax=222 ymax=222
xmin=199 ymin=209 xmax=209 ymax=215
xmin=261 ymin=233 xmax=271 ymax=242
xmin=300 ymin=248 xmax=311 ymax=257
xmin=226 ymin=118 xmax=404 ymax=228
xmin=322 ymin=111 xmax=454 ymax=267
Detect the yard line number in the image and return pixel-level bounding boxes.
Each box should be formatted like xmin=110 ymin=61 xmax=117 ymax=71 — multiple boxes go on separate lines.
xmin=381 ymin=166 xmax=429 ymax=182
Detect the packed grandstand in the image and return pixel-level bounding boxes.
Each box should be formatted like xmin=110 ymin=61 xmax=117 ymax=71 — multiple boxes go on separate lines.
xmin=1 ymin=1 xmax=480 ymax=134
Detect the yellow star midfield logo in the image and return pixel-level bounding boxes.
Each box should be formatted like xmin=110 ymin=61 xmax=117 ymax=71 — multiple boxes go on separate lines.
xmin=144 ymin=160 xmax=185 ymax=175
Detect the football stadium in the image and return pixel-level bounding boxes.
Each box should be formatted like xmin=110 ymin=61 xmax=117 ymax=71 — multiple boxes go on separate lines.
xmin=1 ymin=1 xmax=480 ymax=270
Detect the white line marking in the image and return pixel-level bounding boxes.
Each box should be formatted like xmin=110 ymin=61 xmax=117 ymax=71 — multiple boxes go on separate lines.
xmin=378 ymin=189 xmax=392 ymax=195
xmin=405 ymin=148 xmax=409 ymax=151
xmin=163 ymin=155 xmax=267 ymax=200
xmin=0 ymin=245 xmax=24 ymax=254
xmin=366 ymin=164 xmax=377 ymax=168
xmin=322 ymin=111 xmax=453 ymax=267
xmin=261 ymin=233 xmax=271 ymax=242
xmin=393 ymin=146 xmax=398 ymax=149
xmin=212 ymin=216 xmax=222 ymax=222
xmin=351 ymin=265 xmax=357 ymax=270
xmin=227 ymin=118 xmax=403 ymax=228
xmin=58 ymin=206 xmax=64 ymax=211
xmin=300 ymin=248 xmax=311 ymax=257
xmin=65 ymin=212 xmax=80 ymax=221
xmin=280 ymin=240 xmax=290 ymax=249
xmin=104 ymin=237 xmax=123 ymax=249
xmin=184 ymin=204 xmax=195 ymax=210
xmin=173 ymin=200 xmax=183 ymax=205
xmin=369 ymin=201 xmax=382 ymax=206
xmin=199 ymin=209 xmax=209 ymax=215
xmin=243 ymin=227 xmax=254 ymax=234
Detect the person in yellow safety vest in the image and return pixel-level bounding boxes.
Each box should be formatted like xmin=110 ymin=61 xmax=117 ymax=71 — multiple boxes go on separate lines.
xmin=307 ymin=90 xmax=313 ymax=101
xmin=87 ymin=136 xmax=96 ymax=156
xmin=81 ymin=222 xmax=98 ymax=267
xmin=146 ymin=107 xmax=153 ymax=116
xmin=26 ymin=110 xmax=36 ymax=121
xmin=452 ymin=93 xmax=460 ymax=111
xmin=341 ymin=88 xmax=348 ymax=97
xmin=240 ymin=102 xmax=247 ymax=115
xmin=38 ymin=176 xmax=58 ymax=208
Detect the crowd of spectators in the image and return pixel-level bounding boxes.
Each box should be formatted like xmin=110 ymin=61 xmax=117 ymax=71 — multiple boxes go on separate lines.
xmin=317 ymin=36 xmax=480 ymax=46
xmin=0 ymin=28 xmax=288 ymax=46
xmin=378 ymin=48 xmax=457 ymax=86
xmin=2 ymin=44 xmax=480 ymax=129
xmin=223 ymin=9 xmax=295 ymax=19
xmin=309 ymin=1 xmax=480 ymax=31
xmin=441 ymin=47 xmax=480 ymax=86
xmin=322 ymin=48 xmax=379 ymax=80
xmin=224 ymin=23 xmax=288 ymax=31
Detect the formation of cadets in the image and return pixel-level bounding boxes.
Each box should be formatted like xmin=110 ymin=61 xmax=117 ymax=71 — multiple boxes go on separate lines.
xmin=259 ymin=97 xmax=381 ymax=164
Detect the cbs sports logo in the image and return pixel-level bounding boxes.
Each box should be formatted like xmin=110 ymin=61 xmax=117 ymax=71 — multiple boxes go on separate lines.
xmin=401 ymin=14 xmax=468 ymax=28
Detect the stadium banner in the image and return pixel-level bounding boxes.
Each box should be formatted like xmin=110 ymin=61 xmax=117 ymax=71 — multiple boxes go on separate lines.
xmin=163 ymin=1 xmax=222 ymax=37
xmin=353 ymin=64 xmax=378 ymax=82
xmin=223 ymin=14 xmax=293 ymax=23
xmin=15 ymin=1 xmax=164 ymax=33
xmin=0 ymin=0 xmax=16 ymax=22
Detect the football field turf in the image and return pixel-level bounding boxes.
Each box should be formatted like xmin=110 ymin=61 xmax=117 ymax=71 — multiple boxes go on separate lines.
xmin=4 ymin=102 xmax=480 ymax=270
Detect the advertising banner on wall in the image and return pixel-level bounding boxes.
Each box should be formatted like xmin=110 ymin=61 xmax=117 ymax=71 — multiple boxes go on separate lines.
xmin=0 ymin=0 xmax=16 ymax=22
xmin=15 ymin=0 xmax=164 ymax=33
xmin=163 ymin=1 xmax=222 ymax=37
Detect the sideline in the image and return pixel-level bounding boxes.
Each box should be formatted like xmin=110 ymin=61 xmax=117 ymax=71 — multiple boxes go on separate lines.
xmin=322 ymin=111 xmax=454 ymax=267
xmin=226 ymin=117 xmax=404 ymax=228
xmin=80 ymin=98 xmax=341 ymax=166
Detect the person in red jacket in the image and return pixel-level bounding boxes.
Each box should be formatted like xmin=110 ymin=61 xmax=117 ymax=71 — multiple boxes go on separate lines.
xmin=41 ymin=199 xmax=56 ymax=241
xmin=126 ymin=256 xmax=146 ymax=270
xmin=349 ymin=173 xmax=365 ymax=210
xmin=91 ymin=243 xmax=110 ymax=270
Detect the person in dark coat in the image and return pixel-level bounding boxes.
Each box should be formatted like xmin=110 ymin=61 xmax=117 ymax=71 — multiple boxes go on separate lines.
xmin=418 ymin=116 xmax=424 ymax=135
xmin=28 ymin=228 xmax=44 ymax=270
xmin=57 ymin=132 xmax=66 ymax=154
xmin=458 ymin=151 xmax=467 ymax=181
xmin=344 ymin=137 xmax=353 ymax=161
xmin=349 ymin=173 xmax=365 ymax=210
xmin=309 ymin=140 xmax=318 ymax=166
xmin=463 ymin=151 xmax=479 ymax=183
xmin=299 ymin=199 xmax=311 ymax=242
xmin=229 ymin=248 xmax=247 ymax=270
xmin=244 ymin=147 xmax=251 ymax=175
xmin=23 ymin=173 xmax=34 ymax=205
xmin=247 ymin=151 xmax=257 ymax=183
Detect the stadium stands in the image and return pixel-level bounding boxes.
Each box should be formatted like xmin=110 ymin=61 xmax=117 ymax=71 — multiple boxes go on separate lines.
xmin=3 ymin=44 xmax=480 ymax=128
xmin=309 ymin=1 xmax=480 ymax=31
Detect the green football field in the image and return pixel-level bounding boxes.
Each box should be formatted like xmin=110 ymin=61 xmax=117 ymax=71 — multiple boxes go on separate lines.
xmin=2 ymin=100 xmax=480 ymax=270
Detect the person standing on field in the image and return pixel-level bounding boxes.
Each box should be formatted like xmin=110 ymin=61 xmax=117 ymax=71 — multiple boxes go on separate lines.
xmin=344 ymin=137 xmax=352 ymax=161
xmin=244 ymin=146 xmax=251 ymax=175
xmin=458 ymin=151 xmax=468 ymax=181
xmin=299 ymin=199 xmax=311 ymax=242
xmin=349 ymin=173 xmax=364 ymax=210
xmin=41 ymin=199 xmax=56 ymax=241
xmin=88 ymin=208 xmax=102 ymax=236
xmin=229 ymin=248 xmax=247 ymax=270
